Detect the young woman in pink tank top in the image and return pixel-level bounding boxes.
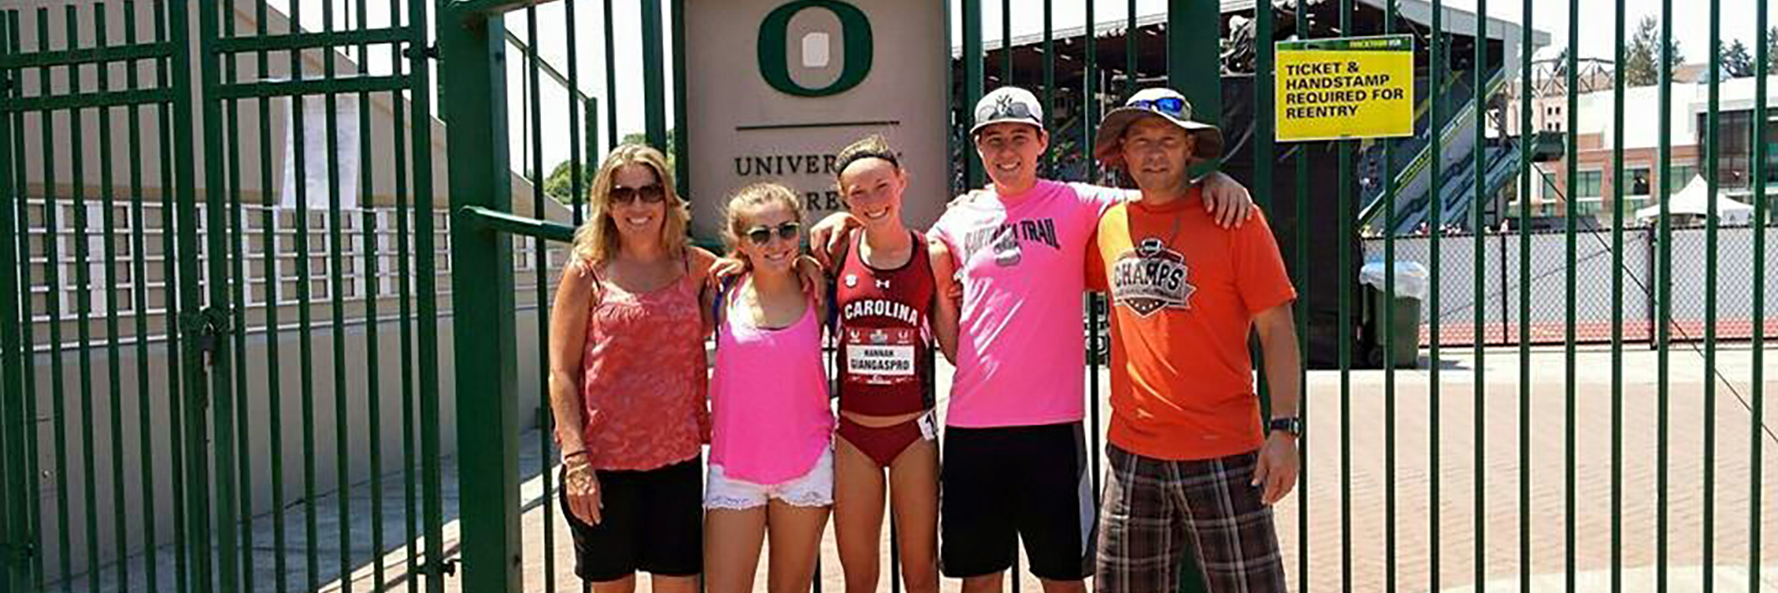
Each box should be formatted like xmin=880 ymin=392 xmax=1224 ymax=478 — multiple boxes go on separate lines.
xmin=827 ymin=135 xmax=960 ymax=593
xmin=547 ymin=145 xmax=718 ymax=592
xmin=702 ymin=183 xmax=836 ymax=593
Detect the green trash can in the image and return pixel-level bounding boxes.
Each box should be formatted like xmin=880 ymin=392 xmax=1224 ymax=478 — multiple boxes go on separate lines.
xmin=1367 ymin=288 xmax=1421 ymax=369
xmin=1360 ymin=261 xmax=1426 ymax=369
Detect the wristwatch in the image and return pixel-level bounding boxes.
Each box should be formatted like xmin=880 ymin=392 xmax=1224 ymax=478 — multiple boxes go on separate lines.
xmin=1268 ymin=416 xmax=1303 ymax=438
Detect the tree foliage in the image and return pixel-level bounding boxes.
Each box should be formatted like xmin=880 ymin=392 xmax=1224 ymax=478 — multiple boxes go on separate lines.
xmin=1622 ymin=16 xmax=1686 ymax=86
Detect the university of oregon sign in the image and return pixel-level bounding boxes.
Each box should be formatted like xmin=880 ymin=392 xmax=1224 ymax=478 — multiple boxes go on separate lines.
xmin=686 ymin=0 xmax=947 ymax=242
xmin=757 ymin=0 xmax=873 ymax=97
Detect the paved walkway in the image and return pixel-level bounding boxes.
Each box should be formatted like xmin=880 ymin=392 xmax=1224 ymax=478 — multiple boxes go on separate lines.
xmin=59 ymin=345 xmax=1777 ymax=592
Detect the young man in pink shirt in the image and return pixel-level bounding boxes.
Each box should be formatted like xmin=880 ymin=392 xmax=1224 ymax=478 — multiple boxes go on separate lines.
xmin=815 ymin=86 xmax=1255 ymax=593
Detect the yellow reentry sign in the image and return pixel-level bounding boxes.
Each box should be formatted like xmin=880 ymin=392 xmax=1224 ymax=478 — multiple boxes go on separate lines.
xmin=1275 ymin=34 xmax=1416 ymax=142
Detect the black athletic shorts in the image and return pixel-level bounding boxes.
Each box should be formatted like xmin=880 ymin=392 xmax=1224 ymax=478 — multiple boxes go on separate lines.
xmin=558 ymin=456 xmax=703 ymax=582
xmin=939 ymin=422 xmax=1097 ymax=581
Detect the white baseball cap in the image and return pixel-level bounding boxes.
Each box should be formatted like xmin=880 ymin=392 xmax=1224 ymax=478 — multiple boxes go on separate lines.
xmin=970 ymin=86 xmax=1045 ymax=134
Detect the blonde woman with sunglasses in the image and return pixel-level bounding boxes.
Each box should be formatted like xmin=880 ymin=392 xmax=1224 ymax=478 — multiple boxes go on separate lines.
xmin=547 ymin=144 xmax=718 ymax=593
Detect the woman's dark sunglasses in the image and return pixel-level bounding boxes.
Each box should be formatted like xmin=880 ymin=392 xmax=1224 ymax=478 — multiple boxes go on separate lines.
xmin=610 ymin=184 xmax=666 ymax=205
xmin=745 ymin=222 xmax=801 ymax=246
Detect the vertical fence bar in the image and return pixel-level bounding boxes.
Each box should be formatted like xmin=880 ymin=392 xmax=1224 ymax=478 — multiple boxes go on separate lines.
xmin=439 ymin=5 xmax=521 ymax=591
xmin=33 ymin=10 xmax=76 ymax=592
xmin=389 ymin=1 xmax=420 ymax=589
xmin=1750 ymin=0 xmax=1767 ymax=587
xmin=1702 ymin=0 xmax=1720 ymax=586
xmin=1256 ymin=0 xmax=1275 ymax=226
xmin=1516 ymin=1 xmax=1533 ymax=588
xmin=1610 ymin=0 xmax=1627 ymax=589
xmin=1337 ymin=0 xmax=1354 ymax=587
xmin=1167 ymin=0 xmax=1216 ymax=123
xmin=197 ymin=0 xmax=246 ymax=586
xmin=1040 ymin=0 xmax=1052 ymax=176
xmin=1084 ymin=0 xmax=1094 ymax=180
xmin=671 ymin=0 xmax=688 ymax=216
xmin=641 ymin=0 xmax=666 ymax=149
xmin=0 ymin=10 xmax=26 ymax=593
xmin=152 ymin=3 xmax=192 ymax=589
xmin=1123 ymin=0 xmax=1134 ymax=96
xmin=1427 ymin=1 xmax=1444 ymax=588
xmin=962 ymin=0 xmax=982 ymax=189
xmin=1562 ymin=2 xmax=1578 ymax=587
xmin=168 ymin=0 xmax=223 ymax=585
xmin=116 ymin=4 xmax=156 ymax=590
xmin=361 ymin=205 xmax=385 ymax=592
xmin=1656 ymin=0 xmax=1673 ymax=586
xmin=219 ymin=0 xmax=255 ymax=589
xmin=355 ymin=0 xmax=386 ymax=588
xmin=580 ymin=94 xmax=592 ymax=219
xmin=405 ymin=0 xmax=446 ymax=588
xmin=0 ymin=13 xmax=11 ymax=585
xmin=1075 ymin=3 xmax=1098 ymax=590
xmin=1001 ymin=0 xmax=1010 ymax=84
xmin=120 ymin=5 xmax=160 ymax=591
xmin=1294 ymin=1 xmax=1308 ymax=589
xmin=89 ymin=6 xmax=133 ymax=591
xmin=944 ymin=0 xmax=954 ymax=201
xmin=523 ymin=8 xmax=557 ymax=593
xmin=254 ymin=0 xmax=288 ymax=588
xmin=317 ymin=0 xmax=359 ymax=587
xmin=1 ymin=377 xmax=8 ymax=593
xmin=1469 ymin=0 xmax=1487 ymax=585
xmin=1085 ymin=4 xmax=1108 ymax=588
xmin=566 ymin=0 xmax=586 ymax=218
xmin=284 ymin=0 xmax=323 ymax=588
xmin=61 ymin=10 xmax=104 ymax=590
xmin=1380 ymin=0 xmax=1398 ymax=587
xmin=7 ymin=14 xmax=47 ymax=593
xmin=1293 ymin=3 xmax=1310 ymax=590
xmin=1038 ymin=0 xmax=1045 ymax=175
xmin=1337 ymin=0 xmax=1344 ymax=589
xmin=602 ymin=0 xmax=616 ymax=151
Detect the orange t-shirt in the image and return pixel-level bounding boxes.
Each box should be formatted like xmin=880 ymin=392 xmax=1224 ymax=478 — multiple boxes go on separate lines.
xmin=1086 ymin=188 xmax=1297 ymax=461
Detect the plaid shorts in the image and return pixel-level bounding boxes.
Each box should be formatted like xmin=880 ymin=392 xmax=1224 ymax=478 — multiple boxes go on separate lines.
xmin=1095 ymin=445 xmax=1288 ymax=593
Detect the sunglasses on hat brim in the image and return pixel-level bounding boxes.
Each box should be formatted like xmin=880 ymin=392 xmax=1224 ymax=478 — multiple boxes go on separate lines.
xmin=1128 ymin=96 xmax=1189 ymax=118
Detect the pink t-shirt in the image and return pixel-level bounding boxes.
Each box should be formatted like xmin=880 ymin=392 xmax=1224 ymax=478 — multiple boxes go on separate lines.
xmin=928 ymin=179 xmax=1122 ymax=428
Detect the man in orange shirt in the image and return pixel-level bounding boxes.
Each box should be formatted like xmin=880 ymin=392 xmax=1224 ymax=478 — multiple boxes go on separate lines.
xmin=1085 ymin=88 xmax=1303 ymax=593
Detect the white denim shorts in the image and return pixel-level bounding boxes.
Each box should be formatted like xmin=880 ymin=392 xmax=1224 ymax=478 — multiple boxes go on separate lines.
xmin=703 ymin=446 xmax=834 ymax=510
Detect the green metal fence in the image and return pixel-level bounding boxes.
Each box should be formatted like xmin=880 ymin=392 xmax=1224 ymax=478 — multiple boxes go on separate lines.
xmin=0 ymin=0 xmax=1772 ymax=592
xmin=0 ymin=1 xmax=450 ymax=592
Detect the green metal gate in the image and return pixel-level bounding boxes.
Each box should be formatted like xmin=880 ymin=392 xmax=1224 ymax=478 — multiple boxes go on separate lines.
xmin=2 ymin=0 xmax=1773 ymax=592
xmin=1 ymin=1 xmax=448 ymax=592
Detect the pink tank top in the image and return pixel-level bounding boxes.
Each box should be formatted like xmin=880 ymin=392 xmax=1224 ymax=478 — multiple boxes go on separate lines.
xmin=578 ymin=259 xmax=710 ymax=471
xmin=708 ymin=276 xmax=834 ymax=485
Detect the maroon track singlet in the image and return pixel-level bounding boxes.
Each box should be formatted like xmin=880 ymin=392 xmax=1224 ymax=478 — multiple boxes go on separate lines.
xmin=834 ymin=229 xmax=936 ymax=416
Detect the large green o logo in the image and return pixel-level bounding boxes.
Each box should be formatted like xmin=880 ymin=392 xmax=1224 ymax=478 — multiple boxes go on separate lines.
xmin=757 ymin=0 xmax=874 ymax=97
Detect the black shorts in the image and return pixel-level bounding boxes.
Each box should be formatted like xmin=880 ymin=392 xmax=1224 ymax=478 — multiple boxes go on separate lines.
xmin=558 ymin=456 xmax=703 ymax=582
xmin=940 ymin=422 xmax=1097 ymax=581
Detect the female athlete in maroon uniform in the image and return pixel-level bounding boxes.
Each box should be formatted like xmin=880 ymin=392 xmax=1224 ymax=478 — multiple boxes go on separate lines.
xmin=829 ymin=135 xmax=959 ymax=593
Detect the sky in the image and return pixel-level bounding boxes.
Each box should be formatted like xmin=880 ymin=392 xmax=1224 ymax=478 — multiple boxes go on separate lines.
xmin=267 ymin=0 xmax=1770 ymax=175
